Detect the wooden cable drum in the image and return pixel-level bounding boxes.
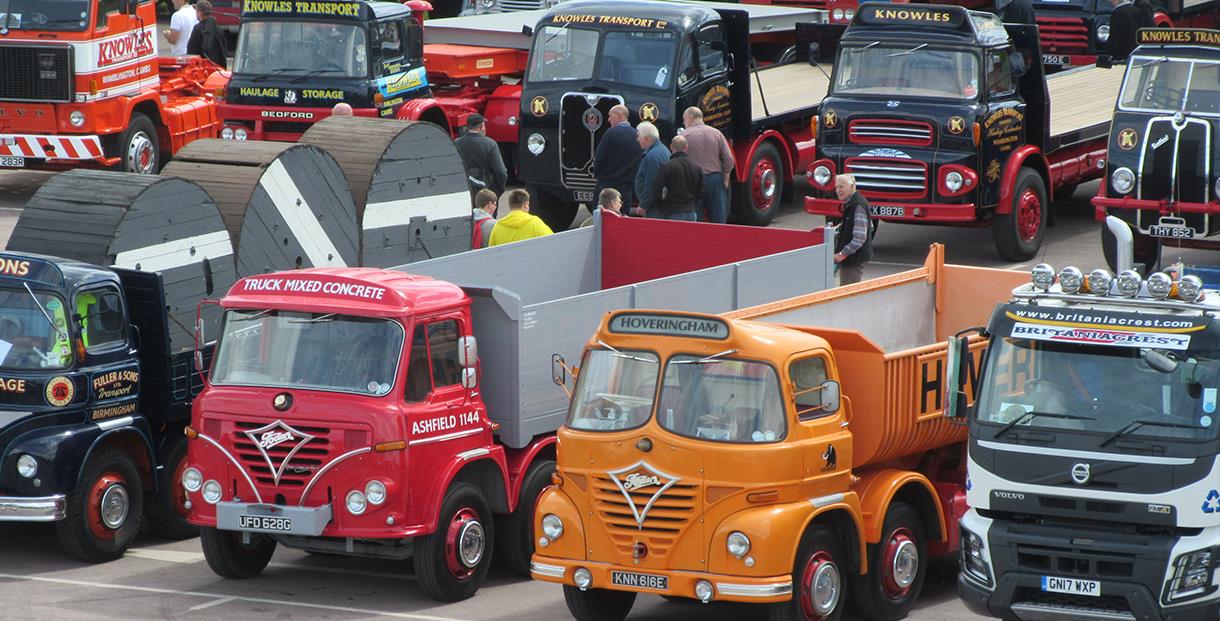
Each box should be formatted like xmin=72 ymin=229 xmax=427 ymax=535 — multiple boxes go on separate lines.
xmin=300 ymin=116 xmax=471 ymax=267
xmin=7 ymin=169 xmax=237 ymax=354
xmin=163 ymin=139 xmax=359 ymax=276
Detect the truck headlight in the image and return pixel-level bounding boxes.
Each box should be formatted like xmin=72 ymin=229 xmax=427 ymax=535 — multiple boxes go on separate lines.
xmin=346 ymin=490 xmax=367 ymax=515
xmin=1097 ymin=24 xmax=1110 ymax=43
xmin=1112 ymin=167 xmax=1135 ymax=195
xmin=476 ymin=0 xmax=498 ymax=13
xmin=1116 ymin=269 xmax=1142 ymax=297
xmin=726 ymin=531 xmax=751 ymax=558
xmin=1058 ymin=266 xmax=1084 ymax=294
xmin=1178 ymin=275 xmax=1204 ymax=302
xmin=1214 ymin=177 xmax=1220 ymax=200
xmin=1087 ymin=268 xmax=1113 ymax=295
xmin=832 ymin=8 xmax=844 ymax=20
xmin=844 ymin=8 xmax=855 ymax=20
xmin=69 ymin=110 xmax=86 ymax=128
xmin=573 ymin=567 xmax=592 ymax=590
xmin=202 ymin=480 xmax=222 ymax=504
xmin=542 ymin=514 xmax=564 ymax=539
xmin=945 ymin=171 xmax=964 ymax=193
xmin=1166 ymin=548 xmax=1216 ymax=602
xmin=1146 ymin=272 xmax=1173 ymax=299
xmin=16 ymin=454 xmax=37 ymax=479
xmin=812 ymin=165 xmax=832 ymax=187
xmin=234 ymin=127 xmax=248 ymax=141
xmin=961 ymin=528 xmax=992 ymax=587
xmin=527 ymin=133 xmax=546 ymax=156
xmin=182 ymin=467 xmax=203 ymax=492
xmin=365 ymin=480 xmax=387 ymax=505
xmin=221 ymin=126 xmax=234 ymax=140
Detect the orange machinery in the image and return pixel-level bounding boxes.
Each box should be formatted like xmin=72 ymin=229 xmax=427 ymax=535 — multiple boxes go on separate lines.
xmin=532 ymin=245 xmax=1028 ymax=621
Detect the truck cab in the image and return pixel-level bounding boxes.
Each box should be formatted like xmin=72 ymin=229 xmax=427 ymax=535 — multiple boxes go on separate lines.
xmin=219 ymin=0 xmax=427 ymax=141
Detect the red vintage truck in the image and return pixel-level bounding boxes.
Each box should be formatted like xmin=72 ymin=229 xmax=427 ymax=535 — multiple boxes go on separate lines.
xmin=0 ymin=0 xmax=223 ymax=173
xmin=183 ymin=217 xmax=836 ymax=601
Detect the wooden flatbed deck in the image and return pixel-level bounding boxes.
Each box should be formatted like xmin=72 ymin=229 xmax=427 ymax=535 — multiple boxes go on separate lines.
xmin=1048 ymin=66 xmax=1125 ymax=137
xmin=751 ymin=63 xmax=828 ymax=121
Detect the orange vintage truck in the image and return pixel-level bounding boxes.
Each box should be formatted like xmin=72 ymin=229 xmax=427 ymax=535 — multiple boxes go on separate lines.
xmin=531 ymin=245 xmax=1027 ymax=621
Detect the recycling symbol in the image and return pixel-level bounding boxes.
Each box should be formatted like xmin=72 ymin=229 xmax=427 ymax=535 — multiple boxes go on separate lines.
xmin=1203 ymin=490 xmax=1220 ymax=514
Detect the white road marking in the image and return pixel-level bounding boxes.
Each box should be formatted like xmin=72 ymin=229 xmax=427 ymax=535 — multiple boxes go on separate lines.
xmin=0 ymin=573 xmax=467 ymax=621
xmin=260 ymin=159 xmax=347 ymax=268
xmin=187 ymin=597 xmax=234 ymax=611
xmin=124 ymin=548 xmax=205 ymax=564
xmin=364 ymin=191 xmax=472 ymax=230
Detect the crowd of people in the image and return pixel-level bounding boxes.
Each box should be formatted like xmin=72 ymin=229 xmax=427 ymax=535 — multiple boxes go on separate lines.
xmin=164 ymin=0 xmax=228 ymax=68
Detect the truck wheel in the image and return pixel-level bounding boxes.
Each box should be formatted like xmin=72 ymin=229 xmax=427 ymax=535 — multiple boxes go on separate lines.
xmin=850 ymin=502 xmax=927 ymax=621
xmin=200 ymin=526 xmax=276 ymax=579
xmin=146 ymin=435 xmax=198 ymax=540
xmin=497 ymin=458 xmax=556 ymax=577
xmin=1101 ymin=224 xmax=1161 ymax=274
xmin=563 ymin=585 xmax=636 ymax=621
xmin=529 ymin=185 xmax=579 ymax=232
xmin=769 ymin=524 xmax=847 ymax=621
xmin=56 ymin=447 xmax=144 ymax=563
xmin=414 ymin=482 xmax=494 ymax=602
xmin=732 ymin=142 xmax=785 ymax=226
xmin=120 ymin=113 xmax=160 ymax=175
xmin=992 ymin=168 xmax=1047 ymax=262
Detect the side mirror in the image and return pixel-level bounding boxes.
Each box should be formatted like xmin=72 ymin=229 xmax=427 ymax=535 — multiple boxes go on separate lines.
xmin=193 ymin=316 xmax=206 ymax=373
xmin=457 ymin=335 xmax=478 ymax=367
xmin=807 ymin=42 xmax=820 ymax=65
xmin=1009 ymin=52 xmax=1027 ymax=78
xmin=1097 ymin=54 xmax=1113 ymax=69
xmin=819 ymin=379 xmax=840 ymax=413
xmin=462 ymin=366 xmax=478 ymax=389
xmin=943 ymin=336 xmax=970 ymax=419
xmin=551 ymin=353 xmax=568 ymax=387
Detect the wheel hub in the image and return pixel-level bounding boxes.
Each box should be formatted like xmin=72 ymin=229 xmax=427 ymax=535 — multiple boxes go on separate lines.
xmin=1017 ymin=189 xmax=1041 ymax=242
xmin=457 ymin=520 xmax=486 ymax=569
xmin=752 ymin=158 xmax=779 ymax=212
xmin=99 ymin=484 xmax=129 ymax=530
xmin=88 ymin=472 xmax=129 ymax=539
xmin=444 ymin=508 xmax=485 ymax=579
xmin=799 ymin=551 xmax=841 ymax=620
xmin=127 ymin=133 xmax=155 ymax=174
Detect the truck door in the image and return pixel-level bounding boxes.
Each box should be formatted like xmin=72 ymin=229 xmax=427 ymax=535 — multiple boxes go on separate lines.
xmin=980 ymin=47 xmax=1027 ymax=207
xmin=404 ymin=317 xmax=482 ymax=453
xmin=74 ymin=285 xmax=141 ymax=421
xmin=372 ymin=19 xmax=419 ymax=117
xmin=789 ymin=354 xmax=851 ymax=492
xmin=676 ymin=23 xmax=734 ymax=134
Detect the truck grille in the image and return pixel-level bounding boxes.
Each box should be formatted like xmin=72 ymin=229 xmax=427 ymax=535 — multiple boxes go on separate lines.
xmin=500 ymin=0 xmax=546 ymax=9
xmin=560 ymin=168 xmax=596 ymax=190
xmin=591 ymin=475 xmax=698 ymax=559
xmin=0 ymin=45 xmax=73 ymax=102
xmin=1016 ymin=543 xmax=1135 ymax=578
xmin=1136 ymin=117 xmax=1211 ymax=232
xmin=849 ymin=118 xmax=933 ymax=147
xmin=1036 ymin=16 xmax=1090 ymax=54
xmin=559 ymin=93 xmax=620 ymax=183
xmin=263 ymin=121 xmax=312 ymax=135
xmin=231 ymin=421 xmax=336 ymax=488
xmin=845 ymin=157 xmax=927 ymax=199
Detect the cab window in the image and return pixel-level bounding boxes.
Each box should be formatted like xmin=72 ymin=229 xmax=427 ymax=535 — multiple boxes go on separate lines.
xmin=677 ymin=37 xmax=697 ymax=88
xmin=696 ymin=24 xmax=727 ymax=77
xmin=405 ymin=319 xmax=463 ymax=401
xmin=791 ymin=356 xmax=831 ymax=419
xmin=76 ymin=287 xmax=125 ymax=352
xmin=377 ymin=21 xmax=403 ymax=59
xmin=97 ymin=0 xmax=122 ymax=28
xmin=987 ymin=50 xmax=1014 ymax=96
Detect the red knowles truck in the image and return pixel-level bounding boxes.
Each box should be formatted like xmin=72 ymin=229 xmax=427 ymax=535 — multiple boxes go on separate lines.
xmin=183 ymin=217 xmax=836 ymax=601
xmin=0 ymin=0 xmax=223 ymax=173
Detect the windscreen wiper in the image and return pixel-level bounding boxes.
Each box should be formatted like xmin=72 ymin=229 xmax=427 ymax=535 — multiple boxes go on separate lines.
xmin=886 ymin=43 xmax=927 ymax=58
xmin=847 ymin=41 xmax=880 ymax=54
xmin=289 ymin=69 xmax=345 ymax=84
xmin=287 ymin=313 xmax=336 ymax=324
xmin=1100 ymin=418 xmax=1201 ymax=447
xmin=994 ymin=410 xmax=1093 ymax=438
xmin=1135 ymin=56 xmax=1168 ymax=69
xmin=671 ymin=349 xmax=739 ymax=365
xmin=22 ymin=282 xmax=66 ymax=342
xmin=231 ymin=309 xmax=273 ymax=322
xmin=251 ymin=68 xmax=305 ymax=83
xmin=595 ymin=340 xmax=656 ymax=363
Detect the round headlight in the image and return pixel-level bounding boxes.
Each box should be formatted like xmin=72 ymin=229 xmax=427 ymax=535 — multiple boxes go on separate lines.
xmin=813 ymin=165 xmax=832 ymax=187
xmin=1179 ymin=275 xmax=1205 ymax=302
xmin=1087 ymin=268 xmax=1113 ymax=295
xmin=945 ymin=171 xmax=964 ymax=193
xmin=220 ymin=126 xmax=234 ymax=140
xmin=1116 ymin=269 xmax=1142 ymax=297
xmin=182 ymin=467 xmax=203 ymax=492
xmin=365 ymin=480 xmax=387 ymax=505
xmin=726 ymin=531 xmax=751 ymax=558
xmin=844 ymin=8 xmax=855 ymax=20
xmin=695 ymin=579 xmax=715 ymax=603
xmin=1058 ymin=266 xmax=1084 ymax=294
xmin=832 ymin=8 xmax=844 ymax=20
xmin=1146 ymin=272 xmax=1173 ymax=299
xmin=69 ymin=110 xmax=85 ymax=128
xmin=542 ymin=514 xmax=564 ymax=539
xmin=346 ymin=490 xmax=367 ymax=515
xmin=573 ymin=567 xmax=593 ymax=590
xmin=202 ymin=480 xmax=222 ymax=504
xmin=1097 ymin=24 xmax=1110 ymax=43
xmin=16 ymin=454 xmax=37 ymax=479
xmin=1112 ymin=167 xmax=1135 ymax=195
xmin=1031 ymin=263 xmax=1056 ymax=291
xmin=234 ymin=127 xmax=249 ymax=141
xmin=1214 ymin=177 xmax=1220 ymax=200
xmin=544 ymin=0 xmax=561 ymax=6
xmin=527 ymin=133 xmax=546 ymax=156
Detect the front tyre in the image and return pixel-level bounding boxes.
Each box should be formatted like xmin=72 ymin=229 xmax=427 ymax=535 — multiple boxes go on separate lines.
xmin=414 ymin=482 xmax=494 ymax=602
xmin=563 ymin=585 xmax=637 ymax=621
xmin=57 ymin=447 xmax=144 ymax=562
xmin=119 ymin=113 xmax=160 ymax=175
xmin=992 ymin=168 xmax=1047 ymax=261
xmin=769 ymin=524 xmax=847 ymax=621
xmin=732 ymin=142 xmax=785 ymax=226
xmin=200 ymin=526 xmax=276 ymax=579
xmin=850 ymin=502 xmax=927 ymax=621
xmin=497 ymin=458 xmax=555 ymax=576
xmin=146 ymin=435 xmax=198 ymax=540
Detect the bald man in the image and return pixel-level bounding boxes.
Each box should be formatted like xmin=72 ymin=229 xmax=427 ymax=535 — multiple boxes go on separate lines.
xmin=591 ymin=103 xmax=642 ymax=215
xmin=651 ymin=134 xmax=703 ymax=221
xmin=331 ymin=102 xmax=354 ymax=117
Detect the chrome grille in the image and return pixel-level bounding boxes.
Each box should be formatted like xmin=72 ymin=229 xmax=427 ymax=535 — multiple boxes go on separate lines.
xmin=560 ymin=168 xmax=596 ymax=190
xmin=848 ymin=118 xmax=933 ymax=146
xmin=501 ymin=0 xmax=546 ymax=9
xmin=845 ymin=157 xmax=928 ymax=198
xmin=591 ymin=475 xmax=697 ymax=559
xmin=1036 ymin=16 xmax=1090 ymax=54
xmin=0 ymin=44 xmax=73 ymax=102
xmin=231 ymin=421 xmax=334 ymax=488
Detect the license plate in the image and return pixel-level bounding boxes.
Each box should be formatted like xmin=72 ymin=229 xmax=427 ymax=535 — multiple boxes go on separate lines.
xmin=0 ymin=156 xmax=24 ymax=168
xmin=1148 ymin=225 xmax=1194 ymax=239
xmin=1042 ymin=575 xmax=1100 ymax=596
xmin=610 ymin=571 xmax=669 ymax=590
xmin=1043 ymin=54 xmax=1068 ymax=66
xmin=238 ymin=515 xmax=292 ymax=532
xmin=870 ymin=205 xmax=905 ymax=217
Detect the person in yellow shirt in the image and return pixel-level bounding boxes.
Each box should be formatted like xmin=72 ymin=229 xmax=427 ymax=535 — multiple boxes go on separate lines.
xmin=487 ymin=189 xmax=554 ymax=247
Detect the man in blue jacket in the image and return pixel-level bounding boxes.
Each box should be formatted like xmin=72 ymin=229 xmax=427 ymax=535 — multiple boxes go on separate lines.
xmin=592 ymin=104 xmax=642 ymax=213
xmin=634 ymin=121 xmax=670 ymax=218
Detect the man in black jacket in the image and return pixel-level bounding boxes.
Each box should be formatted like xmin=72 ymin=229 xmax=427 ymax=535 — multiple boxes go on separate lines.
xmin=455 ymin=113 xmax=508 ymax=199
xmin=593 ymin=104 xmax=642 ymax=212
xmin=651 ymin=135 xmax=703 ymax=221
xmin=187 ymin=0 xmax=228 ymax=69
xmin=1108 ymin=0 xmax=1149 ymax=60
xmin=995 ymin=0 xmax=1036 ymax=24
xmin=833 ymin=174 xmax=873 ymax=285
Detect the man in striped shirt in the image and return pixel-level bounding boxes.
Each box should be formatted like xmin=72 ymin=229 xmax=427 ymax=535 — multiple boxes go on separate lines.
xmin=833 ymin=174 xmax=873 ymax=286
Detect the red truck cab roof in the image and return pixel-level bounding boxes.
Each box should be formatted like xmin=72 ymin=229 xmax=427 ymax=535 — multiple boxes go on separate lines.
xmin=221 ymin=268 xmax=467 ymax=317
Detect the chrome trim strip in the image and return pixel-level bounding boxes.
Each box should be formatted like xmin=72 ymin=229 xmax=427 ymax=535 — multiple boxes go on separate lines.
xmin=715 ymin=580 xmax=793 ymax=598
xmin=95 ymin=416 xmax=134 ymax=431
xmin=0 ymin=494 xmax=66 ymax=522
xmin=457 ymin=448 xmax=490 ymax=461
xmin=298 ymin=447 xmax=373 ymax=506
xmin=409 ymin=427 xmax=482 ymax=446
xmin=976 ymin=439 xmax=1194 ymax=465
xmin=1011 ymin=602 xmax=1135 ymax=621
xmin=529 ymin=562 xmax=566 ymax=579
xmin=809 ymin=492 xmax=845 ymax=508
xmin=197 ymin=432 xmax=264 ymax=504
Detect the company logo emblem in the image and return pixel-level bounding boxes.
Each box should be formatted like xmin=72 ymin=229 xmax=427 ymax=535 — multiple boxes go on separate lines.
xmin=608 ymin=461 xmax=681 ymax=528
xmin=98 ymin=29 xmax=155 ymax=67
xmin=45 ymin=376 xmax=74 ymax=407
xmin=948 ymin=116 xmax=966 ymax=134
xmin=1070 ymin=462 xmax=1091 ymax=485
xmin=243 ymin=420 xmax=316 ymax=485
xmin=986 ymin=159 xmax=1001 ymax=182
xmin=639 ymin=102 xmax=658 ymax=123
xmin=992 ymin=490 xmax=1025 ymax=500
xmin=823 ymin=109 xmax=837 ymax=129
xmin=1118 ymin=128 xmax=1138 ymax=150
xmin=1147 ymin=503 xmax=1172 ymax=515
xmin=283 ymin=89 xmax=298 ymax=105
xmin=822 ymin=444 xmax=837 ymax=470
xmin=531 ymin=95 xmax=548 ymax=116
xmin=582 ymin=107 xmax=603 ymax=131
xmin=1203 ymin=489 xmax=1220 ymax=514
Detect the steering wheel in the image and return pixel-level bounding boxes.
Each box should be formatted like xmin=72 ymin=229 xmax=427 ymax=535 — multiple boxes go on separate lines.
xmin=1147 ymin=86 xmax=1184 ymax=108
xmin=555 ymin=50 xmax=593 ymax=71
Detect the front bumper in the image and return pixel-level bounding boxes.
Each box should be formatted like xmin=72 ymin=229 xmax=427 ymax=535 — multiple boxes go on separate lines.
xmin=0 ymin=494 xmax=66 ymax=522
xmin=805 ymin=196 xmax=977 ymax=223
xmin=1093 ymin=196 xmax=1220 ymax=218
xmin=0 ymin=134 xmax=104 ymax=161
xmin=530 ymin=557 xmax=792 ymax=603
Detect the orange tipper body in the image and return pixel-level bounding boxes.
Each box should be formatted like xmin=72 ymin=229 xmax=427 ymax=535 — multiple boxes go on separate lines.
xmin=532 ymin=245 xmax=1029 ymax=618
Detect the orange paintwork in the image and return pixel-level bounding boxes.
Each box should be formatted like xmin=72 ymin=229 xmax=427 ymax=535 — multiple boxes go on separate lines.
xmin=532 ymin=245 xmax=1029 ymax=606
xmin=423 ymin=44 xmax=529 ymax=80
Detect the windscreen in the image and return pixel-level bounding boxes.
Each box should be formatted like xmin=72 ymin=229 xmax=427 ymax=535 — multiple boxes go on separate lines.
xmin=0 ymin=0 xmax=89 ymax=31
xmin=657 ymin=355 xmax=785 ymax=443
xmin=528 ymin=25 xmax=678 ymax=90
xmin=211 ymin=310 xmax=403 ymax=396
xmin=234 ymin=20 xmax=368 ymax=79
xmin=567 ymin=348 xmax=659 ymax=431
xmin=0 ymin=288 xmax=72 ymax=370
xmin=977 ymin=337 xmax=1220 ymax=442
xmin=834 ymin=43 xmax=980 ymax=99
xmin=1120 ymin=57 xmax=1220 ymax=116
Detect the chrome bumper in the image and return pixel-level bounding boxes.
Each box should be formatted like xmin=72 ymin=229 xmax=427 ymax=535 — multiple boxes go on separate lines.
xmin=0 ymin=494 xmax=67 ymax=522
